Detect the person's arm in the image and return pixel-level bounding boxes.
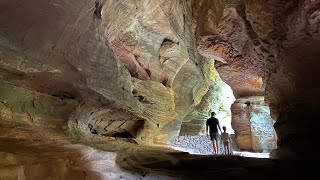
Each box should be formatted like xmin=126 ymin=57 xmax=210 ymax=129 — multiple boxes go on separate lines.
xmin=217 ymin=122 xmax=222 ymax=133
xmin=205 ymin=125 xmax=209 ymax=136
xmin=205 ymin=119 xmax=209 ymax=136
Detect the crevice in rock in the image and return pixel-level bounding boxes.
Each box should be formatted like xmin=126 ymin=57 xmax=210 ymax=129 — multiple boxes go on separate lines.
xmin=112 ymin=131 xmax=134 ymax=138
xmin=134 ymin=54 xmax=151 ymax=79
xmin=145 ymin=68 xmax=151 ymax=78
xmin=52 ymin=91 xmax=75 ymax=100
xmin=135 ymin=95 xmax=144 ymax=102
xmin=132 ymin=89 xmax=138 ymax=95
xmin=134 ymin=95 xmax=153 ymax=104
xmin=161 ymin=76 xmax=169 ymax=87
xmin=126 ymin=65 xmax=139 ymax=78
xmin=0 ymin=100 xmax=9 ymax=107
xmin=94 ymin=1 xmax=103 ymax=19
xmin=161 ymin=38 xmax=179 ymax=46
xmin=159 ymin=56 xmax=169 ymax=69
xmin=88 ymin=123 xmax=98 ymax=134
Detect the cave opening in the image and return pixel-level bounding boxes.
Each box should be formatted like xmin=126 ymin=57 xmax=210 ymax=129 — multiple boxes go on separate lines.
xmin=171 ymin=80 xmax=277 ymax=158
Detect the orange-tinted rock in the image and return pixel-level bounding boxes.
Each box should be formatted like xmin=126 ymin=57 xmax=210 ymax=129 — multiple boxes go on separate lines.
xmin=231 ymin=97 xmax=277 ymax=152
xmin=194 ymin=1 xmax=267 ymax=98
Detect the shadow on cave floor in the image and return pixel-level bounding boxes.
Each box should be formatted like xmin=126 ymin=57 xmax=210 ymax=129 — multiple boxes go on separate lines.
xmin=0 ymin=125 xmax=309 ymax=179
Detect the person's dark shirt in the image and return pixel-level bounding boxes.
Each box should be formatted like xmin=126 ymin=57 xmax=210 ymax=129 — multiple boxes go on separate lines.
xmin=206 ymin=117 xmax=219 ymax=133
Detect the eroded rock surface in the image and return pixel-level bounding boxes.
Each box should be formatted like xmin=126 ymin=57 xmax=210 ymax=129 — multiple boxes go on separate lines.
xmin=193 ymin=0 xmax=266 ymax=98
xmin=0 ymin=121 xmax=177 ymax=180
xmin=0 ymin=0 xmax=214 ymax=144
xmin=190 ymin=0 xmax=320 ymax=162
xmin=231 ymin=97 xmax=277 ymax=152
xmin=245 ymin=0 xmax=320 ymax=160
xmin=179 ymin=60 xmax=235 ymax=136
xmin=1 ymin=0 xmax=320 ymax=179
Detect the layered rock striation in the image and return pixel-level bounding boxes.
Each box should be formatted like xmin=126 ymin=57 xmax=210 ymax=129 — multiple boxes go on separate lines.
xmin=191 ymin=0 xmax=320 ymax=162
xmin=0 ymin=0 xmax=214 ymax=144
xmin=1 ymin=1 xmax=319 ymax=176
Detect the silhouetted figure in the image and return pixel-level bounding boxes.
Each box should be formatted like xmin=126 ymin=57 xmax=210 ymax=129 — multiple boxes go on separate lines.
xmin=94 ymin=1 xmax=103 ymax=19
xmin=221 ymin=126 xmax=232 ymax=155
xmin=206 ymin=111 xmax=222 ymax=155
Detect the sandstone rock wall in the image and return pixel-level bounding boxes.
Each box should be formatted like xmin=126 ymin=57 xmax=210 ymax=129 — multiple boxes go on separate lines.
xmin=1 ymin=0 xmax=319 ymax=163
xmin=231 ymin=97 xmax=277 ymax=152
xmin=193 ymin=0 xmax=267 ymax=98
xmin=0 ymin=83 xmax=78 ymax=130
xmin=190 ymin=0 xmax=320 ymax=162
xmin=245 ymin=0 xmax=320 ymax=160
xmin=179 ymin=60 xmax=235 ymax=136
xmin=189 ymin=0 xmax=277 ymax=152
xmin=0 ymin=0 xmax=217 ymax=144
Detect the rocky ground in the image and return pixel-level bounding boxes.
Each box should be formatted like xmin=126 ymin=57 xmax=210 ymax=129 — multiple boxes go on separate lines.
xmin=171 ymin=135 xmax=238 ymax=155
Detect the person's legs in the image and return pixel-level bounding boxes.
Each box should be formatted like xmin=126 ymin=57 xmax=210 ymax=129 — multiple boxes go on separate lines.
xmin=222 ymin=145 xmax=225 ymax=154
xmin=216 ymin=142 xmax=220 ymax=154
xmin=226 ymin=144 xmax=229 ymax=155
xmin=225 ymin=145 xmax=228 ymax=155
xmin=227 ymin=142 xmax=231 ymax=155
xmin=223 ymin=142 xmax=227 ymax=155
xmin=212 ymin=139 xmax=217 ymax=154
xmin=210 ymin=133 xmax=217 ymax=154
xmin=211 ymin=132 xmax=220 ymax=155
xmin=210 ymin=133 xmax=215 ymax=154
xmin=215 ymin=133 xmax=220 ymax=154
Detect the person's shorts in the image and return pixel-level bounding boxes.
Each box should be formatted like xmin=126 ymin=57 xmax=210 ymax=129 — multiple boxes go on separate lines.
xmin=210 ymin=132 xmax=219 ymax=141
xmin=223 ymin=140 xmax=229 ymax=146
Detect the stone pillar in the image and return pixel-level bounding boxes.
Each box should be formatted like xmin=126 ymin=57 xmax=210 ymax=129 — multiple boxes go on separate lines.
xmin=231 ymin=96 xmax=277 ymax=152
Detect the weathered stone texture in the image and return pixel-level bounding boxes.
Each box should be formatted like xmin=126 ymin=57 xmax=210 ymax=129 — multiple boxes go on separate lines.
xmin=194 ymin=0 xmax=267 ymax=98
xmin=0 ymin=0 xmax=209 ymax=144
xmin=0 ymin=83 xmax=78 ymax=130
xmin=231 ymin=97 xmax=277 ymax=151
xmin=1 ymin=1 xmax=319 ymax=174
xmin=191 ymin=0 xmax=320 ymax=161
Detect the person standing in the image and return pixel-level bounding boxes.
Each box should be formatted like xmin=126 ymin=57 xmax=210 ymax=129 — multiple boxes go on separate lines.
xmin=221 ymin=126 xmax=232 ymax=155
xmin=206 ymin=112 xmax=222 ymax=155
